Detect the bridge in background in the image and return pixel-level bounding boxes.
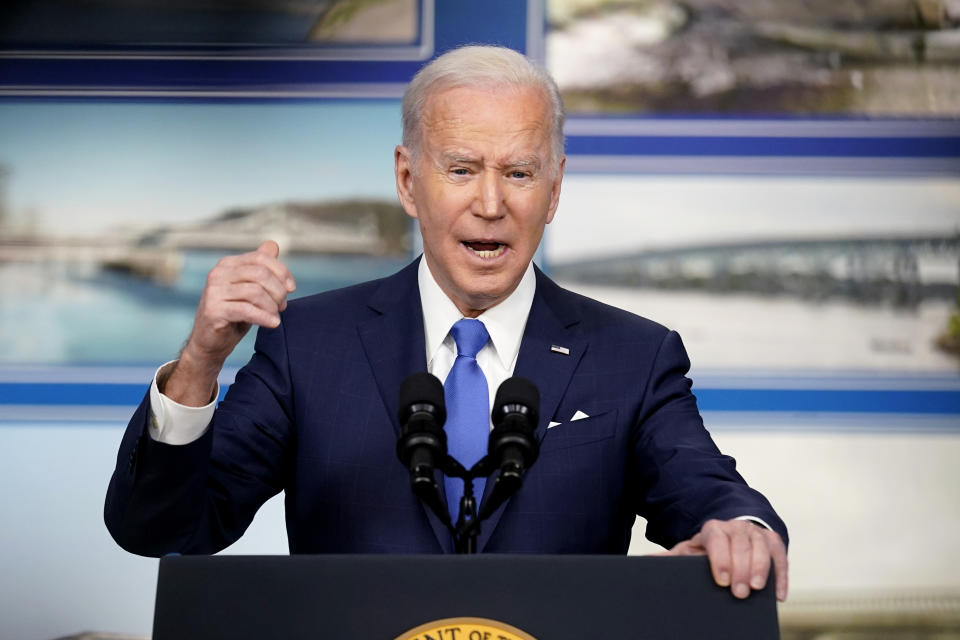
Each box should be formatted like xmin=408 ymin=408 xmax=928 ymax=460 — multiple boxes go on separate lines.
xmin=552 ymin=234 xmax=960 ymax=307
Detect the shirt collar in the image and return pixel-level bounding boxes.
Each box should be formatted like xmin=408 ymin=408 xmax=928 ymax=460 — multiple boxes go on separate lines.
xmin=419 ymin=255 xmax=536 ymax=370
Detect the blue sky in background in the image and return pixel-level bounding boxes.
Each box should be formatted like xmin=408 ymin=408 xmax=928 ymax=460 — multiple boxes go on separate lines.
xmin=0 ymin=100 xmax=403 ymax=234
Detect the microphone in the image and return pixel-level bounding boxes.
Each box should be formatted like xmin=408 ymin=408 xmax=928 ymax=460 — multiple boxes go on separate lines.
xmin=396 ymin=372 xmax=450 ymax=525
xmin=479 ymin=376 xmax=540 ymax=519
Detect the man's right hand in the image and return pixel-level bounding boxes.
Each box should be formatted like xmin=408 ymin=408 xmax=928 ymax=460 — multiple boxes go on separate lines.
xmin=163 ymin=240 xmax=296 ymax=407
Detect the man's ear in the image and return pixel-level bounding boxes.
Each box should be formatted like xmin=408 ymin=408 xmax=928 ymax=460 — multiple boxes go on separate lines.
xmin=394 ymin=145 xmax=418 ymax=219
xmin=545 ymin=155 xmax=565 ymax=225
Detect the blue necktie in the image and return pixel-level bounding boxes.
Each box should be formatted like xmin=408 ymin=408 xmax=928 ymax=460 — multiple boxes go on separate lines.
xmin=443 ymin=318 xmax=490 ymax=521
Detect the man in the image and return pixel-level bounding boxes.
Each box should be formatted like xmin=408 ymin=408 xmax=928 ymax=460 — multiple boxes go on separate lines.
xmin=106 ymin=45 xmax=788 ymax=602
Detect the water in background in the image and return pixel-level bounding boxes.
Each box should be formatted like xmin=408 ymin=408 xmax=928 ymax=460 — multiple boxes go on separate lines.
xmin=4 ymin=247 xmax=957 ymax=372
xmin=0 ymin=251 xmax=411 ymax=366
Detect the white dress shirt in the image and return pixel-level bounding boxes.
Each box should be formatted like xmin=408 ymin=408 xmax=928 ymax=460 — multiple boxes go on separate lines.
xmin=418 ymin=256 xmax=535 ymax=428
xmin=148 ymin=257 xmax=535 ymax=444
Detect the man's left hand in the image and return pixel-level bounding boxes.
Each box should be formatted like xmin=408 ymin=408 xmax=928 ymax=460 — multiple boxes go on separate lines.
xmin=662 ymin=519 xmax=788 ymax=601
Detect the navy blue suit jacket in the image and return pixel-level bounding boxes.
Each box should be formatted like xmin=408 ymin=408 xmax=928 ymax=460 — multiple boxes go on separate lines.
xmin=105 ymin=258 xmax=787 ymax=556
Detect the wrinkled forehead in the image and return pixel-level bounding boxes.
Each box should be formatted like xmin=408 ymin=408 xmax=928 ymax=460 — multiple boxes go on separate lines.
xmin=418 ymin=84 xmax=553 ymax=152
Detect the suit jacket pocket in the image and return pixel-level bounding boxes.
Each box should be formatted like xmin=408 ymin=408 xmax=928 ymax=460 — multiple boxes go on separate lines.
xmin=539 ymin=409 xmax=619 ymax=453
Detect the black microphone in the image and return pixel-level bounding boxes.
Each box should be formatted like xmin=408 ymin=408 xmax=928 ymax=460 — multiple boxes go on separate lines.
xmin=396 ymin=372 xmax=450 ymax=525
xmin=479 ymin=376 xmax=540 ymax=519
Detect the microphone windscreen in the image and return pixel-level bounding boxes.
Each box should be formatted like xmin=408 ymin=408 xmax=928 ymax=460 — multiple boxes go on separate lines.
xmin=493 ymin=376 xmax=540 ymax=415
xmin=398 ymin=372 xmax=446 ymax=424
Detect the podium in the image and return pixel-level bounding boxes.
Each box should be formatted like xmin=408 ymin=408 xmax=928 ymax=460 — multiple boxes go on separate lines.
xmin=153 ymin=554 xmax=779 ymax=639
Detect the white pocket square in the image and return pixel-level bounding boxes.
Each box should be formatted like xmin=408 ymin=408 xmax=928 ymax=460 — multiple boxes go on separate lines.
xmin=548 ymin=410 xmax=590 ymax=429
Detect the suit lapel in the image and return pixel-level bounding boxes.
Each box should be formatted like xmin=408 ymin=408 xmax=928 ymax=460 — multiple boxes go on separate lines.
xmin=476 ymin=267 xmax=587 ymax=552
xmin=357 ymin=258 xmax=453 ymax=553
xmin=358 ymin=258 xmax=427 ymax=438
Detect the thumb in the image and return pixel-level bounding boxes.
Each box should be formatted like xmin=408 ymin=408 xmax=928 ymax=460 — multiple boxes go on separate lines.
xmin=661 ymin=541 xmax=692 ymax=556
xmin=667 ymin=534 xmax=705 ymax=556
xmin=257 ymin=239 xmax=280 ymax=258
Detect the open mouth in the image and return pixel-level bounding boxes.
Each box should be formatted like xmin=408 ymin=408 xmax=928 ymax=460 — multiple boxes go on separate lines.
xmin=462 ymin=241 xmax=506 ymax=259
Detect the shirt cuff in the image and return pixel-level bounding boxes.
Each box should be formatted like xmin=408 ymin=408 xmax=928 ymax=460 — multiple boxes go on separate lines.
xmin=148 ymin=360 xmax=217 ymax=445
xmin=735 ymin=515 xmax=772 ymax=530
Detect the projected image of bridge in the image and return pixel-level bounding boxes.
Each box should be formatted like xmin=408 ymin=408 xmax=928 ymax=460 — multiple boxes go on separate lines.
xmin=552 ymin=235 xmax=960 ymax=309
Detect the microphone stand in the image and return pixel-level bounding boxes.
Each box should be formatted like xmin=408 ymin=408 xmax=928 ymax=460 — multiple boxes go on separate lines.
xmin=437 ymin=457 xmax=487 ymax=554
xmin=414 ymin=455 xmax=495 ymax=554
xmin=445 ymin=456 xmax=518 ymax=554
xmin=406 ymin=443 xmax=537 ymax=554
xmin=454 ymin=480 xmax=478 ymax=554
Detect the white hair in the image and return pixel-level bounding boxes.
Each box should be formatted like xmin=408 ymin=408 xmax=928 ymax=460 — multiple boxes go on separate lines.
xmin=401 ymin=45 xmax=566 ymax=173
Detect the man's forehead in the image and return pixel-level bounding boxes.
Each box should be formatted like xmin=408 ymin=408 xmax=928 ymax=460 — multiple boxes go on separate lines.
xmin=418 ymin=87 xmax=551 ymax=154
xmin=421 ymin=85 xmax=549 ymax=125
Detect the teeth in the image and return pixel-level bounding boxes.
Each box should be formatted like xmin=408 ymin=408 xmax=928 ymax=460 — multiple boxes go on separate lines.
xmin=469 ymin=244 xmax=506 ymax=259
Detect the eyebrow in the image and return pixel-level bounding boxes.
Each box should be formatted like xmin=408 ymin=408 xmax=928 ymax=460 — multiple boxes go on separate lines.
xmin=439 ymin=152 xmax=479 ymax=165
xmin=506 ymin=157 xmax=541 ymax=170
xmin=438 ymin=152 xmax=542 ymax=170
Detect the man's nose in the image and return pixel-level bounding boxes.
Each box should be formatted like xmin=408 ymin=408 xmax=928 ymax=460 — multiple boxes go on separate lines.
xmin=473 ymin=169 xmax=506 ymax=219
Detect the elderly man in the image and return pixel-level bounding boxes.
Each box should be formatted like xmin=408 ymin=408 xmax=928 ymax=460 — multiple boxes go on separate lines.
xmin=106 ymin=45 xmax=788 ymax=602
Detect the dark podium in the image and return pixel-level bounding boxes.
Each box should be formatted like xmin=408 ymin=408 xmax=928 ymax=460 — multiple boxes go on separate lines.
xmin=153 ymin=554 xmax=779 ymax=639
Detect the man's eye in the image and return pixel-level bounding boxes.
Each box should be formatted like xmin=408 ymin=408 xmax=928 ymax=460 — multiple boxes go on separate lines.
xmin=451 ymin=168 xmax=469 ymax=176
xmin=510 ymin=171 xmax=530 ymax=179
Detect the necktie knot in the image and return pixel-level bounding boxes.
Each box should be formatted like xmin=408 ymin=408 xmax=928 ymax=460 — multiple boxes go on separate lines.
xmin=450 ymin=318 xmax=489 ymax=359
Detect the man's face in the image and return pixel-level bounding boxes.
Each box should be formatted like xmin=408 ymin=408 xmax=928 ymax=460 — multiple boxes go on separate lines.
xmin=395 ymin=84 xmax=564 ymax=317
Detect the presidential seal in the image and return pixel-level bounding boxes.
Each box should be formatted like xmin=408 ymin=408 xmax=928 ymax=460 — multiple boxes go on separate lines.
xmin=395 ymin=616 xmax=537 ymax=640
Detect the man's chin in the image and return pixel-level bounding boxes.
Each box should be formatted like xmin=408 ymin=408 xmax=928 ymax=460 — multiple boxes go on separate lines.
xmin=453 ymin=280 xmax=519 ymax=315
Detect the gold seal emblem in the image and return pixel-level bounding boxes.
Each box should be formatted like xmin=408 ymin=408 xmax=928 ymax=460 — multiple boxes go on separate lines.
xmin=395 ymin=616 xmax=537 ymax=640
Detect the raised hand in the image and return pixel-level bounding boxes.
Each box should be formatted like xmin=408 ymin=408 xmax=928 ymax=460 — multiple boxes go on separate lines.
xmin=163 ymin=240 xmax=296 ymax=406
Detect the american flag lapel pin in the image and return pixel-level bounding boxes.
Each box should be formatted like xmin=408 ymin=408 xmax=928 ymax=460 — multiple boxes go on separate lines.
xmin=550 ymin=345 xmax=570 ymax=356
